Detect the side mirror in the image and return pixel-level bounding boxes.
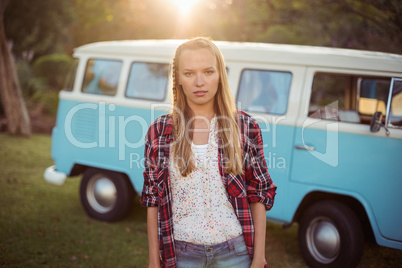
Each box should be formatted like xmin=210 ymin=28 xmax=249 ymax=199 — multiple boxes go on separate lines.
xmin=370 ymin=111 xmax=390 ymax=135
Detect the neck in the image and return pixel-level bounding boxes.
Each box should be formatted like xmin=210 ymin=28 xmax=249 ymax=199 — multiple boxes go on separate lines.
xmin=188 ymin=103 xmax=215 ymax=120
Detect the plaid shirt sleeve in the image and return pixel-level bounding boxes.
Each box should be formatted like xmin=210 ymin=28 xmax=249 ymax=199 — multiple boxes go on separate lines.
xmin=140 ymin=115 xmax=176 ymax=267
xmin=141 ymin=117 xmax=165 ymax=207
xmin=241 ymin=112 xmax=277 ymax=211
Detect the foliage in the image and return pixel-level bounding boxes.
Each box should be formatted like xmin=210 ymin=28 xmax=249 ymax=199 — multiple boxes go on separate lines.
xmin=256 ymin=0 xmax=402 ymax=54
xmin=32 ymin=54 xmax=75 ymax=90
xmin=16 ymin=61 xmax=47 ymax=98
xmin=34 ymin=91 xmax=59 ymax=116
xmin=16 ymin=60 xmax=62 ymax=116
xmin=4 ymin=0 xmax=74 ymax=60
xmin=15 ymin=54 xmax=74 ymax=116
xmin=5 ymin=0 xmax=402 ymax=59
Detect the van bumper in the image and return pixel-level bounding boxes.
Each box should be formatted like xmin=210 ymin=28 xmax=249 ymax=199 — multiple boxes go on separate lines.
xmin=44 ymin=166 xmax=67 ymax=186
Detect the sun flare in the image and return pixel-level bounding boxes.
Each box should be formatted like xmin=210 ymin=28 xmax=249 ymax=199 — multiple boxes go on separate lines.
xmin=169 ymin=0 xmax=200 ymax=15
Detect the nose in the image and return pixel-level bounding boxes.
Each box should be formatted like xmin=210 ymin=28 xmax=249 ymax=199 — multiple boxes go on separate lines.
xmin=195 ymin=74 xmax=204 ymax=87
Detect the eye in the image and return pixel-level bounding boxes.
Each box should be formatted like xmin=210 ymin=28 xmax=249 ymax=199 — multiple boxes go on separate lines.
xmin=184 ymin=72 xmax=193 ymax=77
xmin=205 ymin=70 xmax=215 ymax=75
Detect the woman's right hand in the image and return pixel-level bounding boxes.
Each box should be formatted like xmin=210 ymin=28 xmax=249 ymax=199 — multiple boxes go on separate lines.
xmin=148 ymin=260 xmax=161 ymax=268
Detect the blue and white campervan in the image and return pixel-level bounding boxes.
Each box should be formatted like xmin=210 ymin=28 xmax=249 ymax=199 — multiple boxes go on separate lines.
xmin=44 ymin=40 xmax=402 ymax=267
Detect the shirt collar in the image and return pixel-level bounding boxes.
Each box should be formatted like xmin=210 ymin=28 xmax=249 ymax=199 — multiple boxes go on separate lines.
xmin=162 ymin=115 xmax=217 ymax=137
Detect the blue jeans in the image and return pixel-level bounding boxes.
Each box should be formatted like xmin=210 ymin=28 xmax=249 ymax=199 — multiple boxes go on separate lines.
xmin=175 ymin=235 xmax=252 ymax=268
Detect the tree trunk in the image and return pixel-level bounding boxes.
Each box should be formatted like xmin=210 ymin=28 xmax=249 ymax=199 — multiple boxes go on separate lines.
xmin=0 ymin=0 xmax=31 ymax=136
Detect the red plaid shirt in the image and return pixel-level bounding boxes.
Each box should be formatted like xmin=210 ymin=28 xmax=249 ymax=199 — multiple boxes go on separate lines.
xmin=141 ymin=111 xmax=276 ymax=268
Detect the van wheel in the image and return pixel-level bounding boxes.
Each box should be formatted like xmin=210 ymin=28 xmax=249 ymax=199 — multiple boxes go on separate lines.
xmin=298 ymin=200 xmax=364 ymax=268
xmin=80 ymin=168 xmax=133 ymax=221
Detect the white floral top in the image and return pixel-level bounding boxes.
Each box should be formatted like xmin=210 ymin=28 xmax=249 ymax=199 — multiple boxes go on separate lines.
xmin=169 ymin=116 xmax=243 ymax=245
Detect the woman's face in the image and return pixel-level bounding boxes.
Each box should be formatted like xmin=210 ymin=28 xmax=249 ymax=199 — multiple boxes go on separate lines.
xmin=178 ymin=48 xmax=220 ymax=111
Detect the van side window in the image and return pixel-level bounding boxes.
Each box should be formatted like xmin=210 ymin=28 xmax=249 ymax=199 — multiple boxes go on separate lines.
xmin=309 ymin=73 xmax=392 ymax=125
xmin=389 ymin=78 xmax=402 ymax=127
xmin=126 ymin=62 xmax=169 ymax=101
xmin=81 ymin=59 xmax=122 ymax=96
xmin=237 ymin=69 xmax=292 ymax=114
xmin=309 ymin=74 xmax=352 ymax=121
xmin=358 ymin=79 xmax=389 ymax=116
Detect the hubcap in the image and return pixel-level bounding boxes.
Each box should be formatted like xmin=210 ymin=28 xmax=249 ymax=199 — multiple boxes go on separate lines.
xmin=86 ymin=175 xmax=117 ymax=213
xmin=306 ymin=217 xmax=341 ymax=264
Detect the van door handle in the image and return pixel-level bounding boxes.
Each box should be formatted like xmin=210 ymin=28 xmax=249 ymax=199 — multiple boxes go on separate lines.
xmin=295 ymin=145 xmax=315 ymax=151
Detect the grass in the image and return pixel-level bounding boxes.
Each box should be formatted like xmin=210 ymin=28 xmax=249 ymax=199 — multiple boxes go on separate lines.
xmin=0 ymin=133 xmax=401 ymax=267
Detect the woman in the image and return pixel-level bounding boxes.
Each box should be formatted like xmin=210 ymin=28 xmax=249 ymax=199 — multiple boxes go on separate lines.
xmin=141 ymin=37 xmax=276 ymax=268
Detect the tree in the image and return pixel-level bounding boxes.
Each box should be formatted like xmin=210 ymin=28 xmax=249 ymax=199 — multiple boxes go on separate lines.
xmin=255 ymin=0 xmax=402 ymax=54
xmin=4 ymin=0 xmax=74 ymax=60
xmin=0 ymin=0 xmax=31 ymax=136
xmin=1 ymin=0 xmax=74 ymax=136
xmin=69 ymin=0 xmax=150 ymax=48
xmin=337 ymin=0 xmax=402 ymax=53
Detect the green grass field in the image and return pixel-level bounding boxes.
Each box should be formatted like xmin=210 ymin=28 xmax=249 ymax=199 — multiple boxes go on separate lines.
xmin=0 ymin=134 xmax=401 ymax=267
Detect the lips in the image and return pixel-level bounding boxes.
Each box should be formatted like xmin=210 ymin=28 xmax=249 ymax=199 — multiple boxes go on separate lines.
xmin=194 ymin=91 xmax=207 ymax=96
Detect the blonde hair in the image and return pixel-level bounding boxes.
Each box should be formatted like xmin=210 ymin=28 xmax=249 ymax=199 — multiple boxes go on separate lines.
xmin=171 ymin=37 xmax=243 ymax=176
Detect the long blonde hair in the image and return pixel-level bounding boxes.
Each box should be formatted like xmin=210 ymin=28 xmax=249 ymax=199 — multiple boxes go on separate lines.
xmin=171 ymin=37 xmax=243 ymax=176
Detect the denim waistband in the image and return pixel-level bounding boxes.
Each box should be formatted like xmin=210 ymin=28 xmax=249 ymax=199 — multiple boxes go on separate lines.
xmin=175 ymin=235 xmax=245 ymax=253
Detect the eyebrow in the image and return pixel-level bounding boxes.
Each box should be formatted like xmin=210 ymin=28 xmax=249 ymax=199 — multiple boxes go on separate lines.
xmin=182 ymin=67 xmax=216 ymax=71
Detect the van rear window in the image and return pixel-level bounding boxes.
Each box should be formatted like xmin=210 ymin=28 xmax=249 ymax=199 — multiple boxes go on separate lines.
xmin=81 ymin=59 xmax=122 ymax=96
xmin=237 ymin=69 xmax=292 ymax=114
xmin=125 ymin=62 xmax=169 ymax=101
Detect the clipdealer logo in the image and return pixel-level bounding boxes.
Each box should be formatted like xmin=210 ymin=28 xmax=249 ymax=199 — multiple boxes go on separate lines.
xmin=63 ymin=101 xmax=339 ymax=167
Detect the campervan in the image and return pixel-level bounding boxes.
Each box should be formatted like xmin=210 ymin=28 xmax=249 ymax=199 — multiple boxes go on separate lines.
xmin=44 ymin=40 xmax=402 ymax=267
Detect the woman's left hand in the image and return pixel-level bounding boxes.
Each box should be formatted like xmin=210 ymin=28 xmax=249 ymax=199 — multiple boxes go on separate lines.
xmin=250 ymin=259 xmax=266 ymax=268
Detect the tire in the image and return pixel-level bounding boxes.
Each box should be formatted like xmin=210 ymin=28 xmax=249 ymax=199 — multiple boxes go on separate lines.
xmin=298 ymin=200 xmax=364 ymax=268
xmin=79 ymin=168 xmax=134 ymax=221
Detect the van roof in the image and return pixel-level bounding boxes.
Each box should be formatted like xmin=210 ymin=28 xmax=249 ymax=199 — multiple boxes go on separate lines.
xmin=75 ymin=40 xmax=402 ymax=73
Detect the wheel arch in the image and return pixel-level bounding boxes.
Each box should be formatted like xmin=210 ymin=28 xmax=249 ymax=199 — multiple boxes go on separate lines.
xmin=293 ymin=191 xmax=375 ymax=242
xmin=70 ymin=164 xmax=137 ymax=196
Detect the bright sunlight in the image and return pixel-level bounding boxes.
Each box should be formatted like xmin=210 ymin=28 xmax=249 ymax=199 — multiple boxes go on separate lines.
xmin=168 ymin=0 xmax=200 ymax=16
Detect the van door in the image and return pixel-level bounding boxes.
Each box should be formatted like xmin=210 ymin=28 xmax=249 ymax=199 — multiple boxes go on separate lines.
xmin=291 ymin=68 xmax=402 ymax=242
xmin=378 ymin=77 xmax=402 ymax=240
xmin=233 ymin=63 xmax=305 ymax=222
